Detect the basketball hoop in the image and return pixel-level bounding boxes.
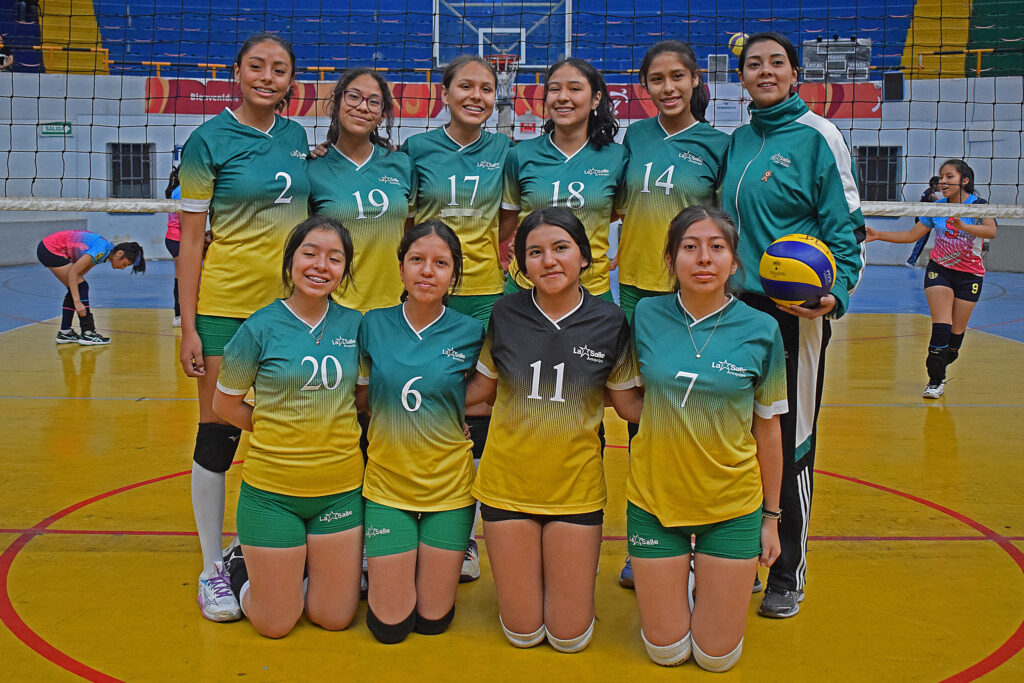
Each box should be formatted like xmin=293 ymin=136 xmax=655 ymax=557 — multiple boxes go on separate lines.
xmin=486 ymin=53 xmax=519 ymax=103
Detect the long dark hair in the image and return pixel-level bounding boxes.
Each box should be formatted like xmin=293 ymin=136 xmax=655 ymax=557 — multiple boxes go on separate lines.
xmin=940 ymin=159 xmax=977 ymax=195
xmin=325 ymin=68 xmax=395 ymax=149
xmin=164 ymin=165 xmax=179 ymax=199
xmin=281 ymin=215 xmax=355 ymax=296
xmin=541 ymin=58 xmax=619 ymax=148
xmin=638 ymin=40 xmax=709 ymax=123
xmin=234 ymin=32 xmax=296 ymax=113
xmin=664 ymin=205 xmax=742 ymax=295
xmin=513 ymin=206 xmax=592 ymax=279
xmin=397 ymin=220 xmax=464 ymax=304
xmin=113 ymin=242 xmax=146 ymax=274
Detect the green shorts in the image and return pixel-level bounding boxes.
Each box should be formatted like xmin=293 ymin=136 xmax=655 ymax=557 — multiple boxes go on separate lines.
xmin=448 ymin=293 xmax=502 ymax=327
xmin=363 ymin=500 xmax=475 ymax=557
xmin=195 ymin=314 xmax=244 ymax=357
xmin=626 ymin=502 xmax=761 ymax=560
xmin=504 ymin=276 xmax=614 ymax=303
xmin=236 ymin=481 xmax=364 ymax=549
xmin=618 ymin=283 xmax=670 ymax=325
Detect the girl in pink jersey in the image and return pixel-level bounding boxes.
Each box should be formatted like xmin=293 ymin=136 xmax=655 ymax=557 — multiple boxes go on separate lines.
xmin=866 ymin=159 xmax=997 ymax=398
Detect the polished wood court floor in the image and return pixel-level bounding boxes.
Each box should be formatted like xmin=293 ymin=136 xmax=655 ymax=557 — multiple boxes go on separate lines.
xmin=1 ymin=263 xmax=1022 ymax=681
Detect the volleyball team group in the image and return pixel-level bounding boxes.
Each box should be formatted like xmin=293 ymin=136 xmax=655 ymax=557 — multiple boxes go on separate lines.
xmin=36 ymin=27 xmax=998 ymax=672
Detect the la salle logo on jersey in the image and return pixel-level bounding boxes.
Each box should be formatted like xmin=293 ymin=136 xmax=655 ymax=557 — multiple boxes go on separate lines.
xmin=678 ymin=151 xmax=704 ymax=166
xmin=711 ymin=359 xmax=750 ymax=378
xmin=573 ymin=344 xmax=606 ymax=363
xmin=584 ymin=168 xmax=609 ymax=177
xmin=378 ymin=175 xmax=400 ymax=185
xmin=291 ymin=149 xmax=307 ymax=159
xmin=477 ymin=160 xmax=501 ymax=171
xmin=443 ymin=347 xmax=466 ymax=362
xmin=770 ymin=153 xmax=792 ymax=168
xmin=332 ymin=336 xmax=356 ymax=348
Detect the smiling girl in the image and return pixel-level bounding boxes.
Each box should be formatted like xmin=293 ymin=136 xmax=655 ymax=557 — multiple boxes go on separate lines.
xmin=356 ymin=220 xmax=485 ymax=643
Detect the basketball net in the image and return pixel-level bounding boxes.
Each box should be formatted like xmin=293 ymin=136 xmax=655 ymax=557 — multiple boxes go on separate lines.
xmin=486 ymin=53 xmax=519 ymax=103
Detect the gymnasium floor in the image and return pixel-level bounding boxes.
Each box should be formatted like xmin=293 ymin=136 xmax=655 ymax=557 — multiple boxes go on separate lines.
xmin=1 ymin=262 xmax=1022 ymax=681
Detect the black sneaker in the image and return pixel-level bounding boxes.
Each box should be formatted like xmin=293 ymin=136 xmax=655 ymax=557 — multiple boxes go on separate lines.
xmin=56 ymin=329 xmax=81 ymax=344
xmin=78 ymin=330 xmax=110 ymax=345
xmin=758 ymin=587 xmax=804 ymax=618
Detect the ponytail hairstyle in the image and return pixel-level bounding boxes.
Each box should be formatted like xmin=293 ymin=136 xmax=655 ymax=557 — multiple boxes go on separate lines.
xmin=664 ymin=205 xmax=743 ymax=296
xmin=541 ymin=58 xmax=619 ymax=148
xmin=939 ymin=159 xmax=977 ymax=196
xmin=234 ymin=32 xmax=297 ymax=113
xmin=113 ymin=242 xmax=146 ymax=274
xmin=325 ymin=68 xmax=395 ymax=150
xmin=165 ymin=165 xmax=180 ymax=199
xmin=638 ymin=40 xmax=710 ymax=123
xmin=397 ymin=220 xmax=464 ymax=304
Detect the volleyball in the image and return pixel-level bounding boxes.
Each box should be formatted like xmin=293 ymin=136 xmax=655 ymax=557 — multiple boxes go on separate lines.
xmin=729 ymin=33 xmax=748 ymax=57
xmin=759 ymin=234 xmax=837 ymax=307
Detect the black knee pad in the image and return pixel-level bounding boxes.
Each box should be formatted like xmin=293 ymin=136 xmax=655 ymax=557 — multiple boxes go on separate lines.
xmin=366 ymin=606 xmax=416 ymax=644
xmin=80 ymin=311 xmax=96 ymax=332
xmin=414 ymin=604 xmax=455 ymax=635
xmin=944 ymin=347 xmax=960 ymax=366
xmin=465 ymin=415 xmax=490 ymax=460
xmin=925 ymin=348 xmax=947 ymax=384
xmin=193 ymin=422 xmax=242 ymax=473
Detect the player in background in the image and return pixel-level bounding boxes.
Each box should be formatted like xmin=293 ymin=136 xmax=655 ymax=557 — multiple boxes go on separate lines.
xmin=400 ymin=55 xmax=511 ymax=582
xmin=178 ymin=32 xmax=311 ymax=622
xmin=718 ymin=32 xmax=865 ymax=619
xmin=500 ymin=58 xmax=625 ymax=300
xmin=906 ymin=175 xmax=941 ymax=267
xmin=309 ymin=68 xmax=416 ymax=313
xmin=866 ymin=159 xmax=996 ymax=398
xmin=613 ymin=206 xmax=784 ymax=671
xmin=356 ymin=221 xmax=485 ymax=643
xmin=612 ymin=39 xmax=731 ymax=588
xmin=37 ymin=230 xmax=145 ymax=345
xmin=466 ymin=207 xmax=635 ymax=653
xmin=213 ymin=216 xmax=364 ymax=638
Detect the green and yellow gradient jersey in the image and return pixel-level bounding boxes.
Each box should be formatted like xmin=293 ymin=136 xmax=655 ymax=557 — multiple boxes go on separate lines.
xmin=179 ymin=109 xmax=311 ymax=318
xmin=357 ymin=304 xmax=485 ymax=511
xmin=308 ymin=145 xmax=417 ymax=312
xmin=502 ymin=135 xmax=626 ymax=296
xmin=471 ymin=289 xmax=635 ymax=514
xmin=218 ymin=300 xmax=363 ymax=497
xmin=614 ymin=118 xmax=729 ymax=292
xmin=627 ymin=295 xmax=788 ymax=526
xmin=401 ymin=127 xmax=510 ymax=296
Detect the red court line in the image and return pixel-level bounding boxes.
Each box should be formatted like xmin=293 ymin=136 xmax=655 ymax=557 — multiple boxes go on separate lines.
xmin=817 ymin=469 xmax=1024 ymax=683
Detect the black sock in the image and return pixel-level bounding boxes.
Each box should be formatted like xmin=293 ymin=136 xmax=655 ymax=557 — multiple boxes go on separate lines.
xmin=61 ymin=290 xmax=75 ymax=330
xmin=77 ymin=281 xmax=92 ymax=331
xmin=173 ymin=278 xmax=180 ymax=317
xmin=414 ymin=604 xmax=456 ymax=635
xmin=366 ymin=606 xmax=416 ymax=644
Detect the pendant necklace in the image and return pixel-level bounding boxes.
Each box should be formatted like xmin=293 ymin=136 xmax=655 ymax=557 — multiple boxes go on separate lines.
xmin=309 ymin=306 xmax=329 ymax=345
xmin=685 ymin=305 xmax=726 ymax=358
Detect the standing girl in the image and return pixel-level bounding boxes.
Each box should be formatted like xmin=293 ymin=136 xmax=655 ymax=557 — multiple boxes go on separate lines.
xmin=399 ymin=55 xmax=511 ymax=581
xmin=37 ymin=230 xmax=145 ymax=345
xmin=866 ymin=159 xmax=996 ymax=398
xmin=718 ymin=32 xmax=865 ymax=619
xmin=500 ymin=58 xmax=625 ymax=300
xmin=165 ymin=165 xmax=182 ymax=327
xmin=178 ymin=32 xmax=311 ymax=622
xmin=214 ymin=216 xmax=364 ymax=638
xmin=356 ymin=221 xmax=485 ymax=643
xmin=309 ymin=68 xmax=416 ymax=313
xmin=467 ymin=207 xmax=635 ymax=652
xmin=618 ymin=206 xmax=785 ymax=671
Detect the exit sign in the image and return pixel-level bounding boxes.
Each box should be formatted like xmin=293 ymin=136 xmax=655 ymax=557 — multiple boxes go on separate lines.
xmin=40 ymin=122 xmax=72 ymax=136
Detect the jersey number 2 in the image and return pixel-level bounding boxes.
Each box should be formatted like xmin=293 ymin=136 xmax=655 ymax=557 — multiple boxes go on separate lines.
xmin=274 ymin=172 xmax=293 ymax=204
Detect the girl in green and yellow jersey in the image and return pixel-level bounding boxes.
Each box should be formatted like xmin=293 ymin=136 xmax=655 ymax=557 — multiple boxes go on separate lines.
xmin=213 ymin=216 xmax=364 ymax=639
xmin=613 ymin=206 xmax=785 ymax=672
xmin=500 ymin=59 xmax=625 ymax=300
xmin=177 ymin=33 xmax=311 ymax=623
xmin=356 ymin=221 xmax=485 ymax=644
xmin=309 ymin=69 xmax=417 ymax=313
xmin=467 ymin=207 xmax=635 ymax=653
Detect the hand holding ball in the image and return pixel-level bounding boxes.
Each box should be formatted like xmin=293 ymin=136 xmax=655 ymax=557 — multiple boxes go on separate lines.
xmin=759 ymin=234 xmax=837 ymax=308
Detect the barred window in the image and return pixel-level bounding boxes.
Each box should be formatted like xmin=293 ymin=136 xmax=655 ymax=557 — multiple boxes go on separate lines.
xmin=854 ymin=146 xmax=901 ymax=202
xmin=108 ymin=143 xmax=155 ymax=199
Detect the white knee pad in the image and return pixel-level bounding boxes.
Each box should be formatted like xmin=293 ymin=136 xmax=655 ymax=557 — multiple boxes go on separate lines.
xmin=640 ymin=629 xmax=691 ymax=666
xmin=546 ymin=618 xmax=594 ymax=654
xmin=499 ymin=615 xmax=546 ymax=648
xmin=692 ymin=637 xmax=743 ymax=673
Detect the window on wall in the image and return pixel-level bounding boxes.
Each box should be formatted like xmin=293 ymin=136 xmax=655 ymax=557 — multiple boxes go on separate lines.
xmin=108 ymin=143 xmax=154 ymax=198
xmin=854 ymin=146 xmax=902 ymax=202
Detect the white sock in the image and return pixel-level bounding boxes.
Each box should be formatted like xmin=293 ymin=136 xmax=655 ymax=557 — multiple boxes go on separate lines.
xmin=238 ymin=579 xmax=250 ymax=618
xmin=499 ymin=615 xmax=546 ymax=648
xmin=546 ymin=619 xmax=595 ymax=654
xmin=191 ymin=462 xmax=226 ymax=569
xmin=692 ymin=637 xmax=743 ymax=673
xmin=641 ymin=630 xmax=691 ymax=666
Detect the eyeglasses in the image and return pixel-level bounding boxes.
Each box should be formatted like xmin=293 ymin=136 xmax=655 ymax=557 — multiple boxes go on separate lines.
xmin=342 ymin=89 xmax=384 ymax=113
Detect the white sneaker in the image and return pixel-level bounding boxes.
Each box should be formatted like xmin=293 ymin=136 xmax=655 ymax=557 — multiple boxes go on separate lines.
xmin=172 ymin=315 xmax=181 ymax=328
xmin=923 ymin=381 xmax=945 ymax=399
xmin=197 ymin=561 xmax=241 ymax=622
xmin=460 ymin=539 xmax=481 ymax=583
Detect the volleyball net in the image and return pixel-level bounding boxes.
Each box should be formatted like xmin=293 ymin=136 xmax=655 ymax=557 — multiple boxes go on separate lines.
xmin=1 ymin=1 xmax=1023 ymax=222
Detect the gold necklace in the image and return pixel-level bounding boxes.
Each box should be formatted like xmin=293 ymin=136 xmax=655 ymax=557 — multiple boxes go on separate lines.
xmin=309 ymin=306 xmax=329 ymax=345
xmin=684 ymin=305 xmax=726 ymax=359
